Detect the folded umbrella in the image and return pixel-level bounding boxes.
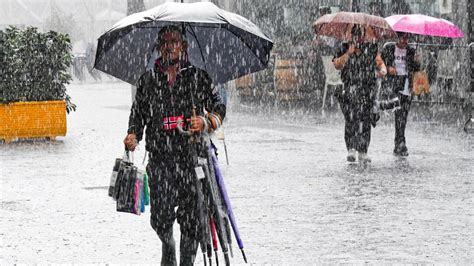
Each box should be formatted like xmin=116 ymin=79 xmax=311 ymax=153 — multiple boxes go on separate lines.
xmin=209 ymin=145 xmax=247 ymax=263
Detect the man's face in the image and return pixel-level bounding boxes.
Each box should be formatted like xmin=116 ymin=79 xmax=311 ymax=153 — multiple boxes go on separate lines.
xmin=397 ymin=34 xmax=408 ymax=48
xmin=351 ymin=27 xmax=365 ymax=45
xmin=352 ymin=34 xmax=363 ymax=44
xmin=159 ymin=31 xmax=184 ymax=62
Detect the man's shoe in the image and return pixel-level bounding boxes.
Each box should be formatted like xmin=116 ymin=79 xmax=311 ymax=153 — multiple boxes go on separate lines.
xmin=347 ymin=149 xmax=356 ymax=162
xmin=394 ymin=145 xmax=409 ymax=157
xmin=370 ymin=112 xmax=380 ymax=128
xmin=358 ymin=152 xmax=371 ymax=162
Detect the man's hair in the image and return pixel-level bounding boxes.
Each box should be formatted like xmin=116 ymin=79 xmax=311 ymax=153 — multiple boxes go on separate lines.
xmin=396 ymin=31 xmax=409 ymax=38
xmin=351 ymin=25 xmax=364 ymax=36
xmin=156 ymin=25 xmax=186 ymax=47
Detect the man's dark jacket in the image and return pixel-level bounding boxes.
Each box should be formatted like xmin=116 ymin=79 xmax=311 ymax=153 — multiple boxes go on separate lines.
xmin=128 ymin=62 xmax=226 ymax=162
xmin=335 ymin=42 xmax=379 ymax=92
xmin=381 ymin=43 xmax=420 ymax=94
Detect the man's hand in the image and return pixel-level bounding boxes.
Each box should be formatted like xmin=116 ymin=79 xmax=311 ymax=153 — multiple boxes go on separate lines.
xmin=190 ymin=116 xmax=205 ymax=134
xmin=388 ymin=66 xmax=397 ymax=76
xmin=347 ymin=43 xmax=356 ymax=55
xmin=124 ymin=133 xmax=137 ymax=151
xmin=334 ymin=44 xmax=355 ymax=70
xmin=376 ymin=68 xmax=387 ymax=78
xmin=375 ymin=53 xmax=387 ymax=78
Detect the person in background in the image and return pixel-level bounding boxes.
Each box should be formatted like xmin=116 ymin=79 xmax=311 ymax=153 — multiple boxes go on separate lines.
xmin=333 ymin=25 xmax=387 ymax=162
xmin=381 ymin=32 xmax=420 ymax=156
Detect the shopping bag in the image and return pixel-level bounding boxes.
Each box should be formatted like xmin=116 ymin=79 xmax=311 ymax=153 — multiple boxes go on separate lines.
xmin=108 ymin=158 xmax=122 ymax=198
xmin=109 ymin=159 xmax=133 ymax=200
xmin=143 ymin=173 xmax=150 ymax=206
xmin=116 ymin=164 xmax=139 ymax=214
xmin=133 ymin=170 xmax=145 ymax=215
xmin=138 ymin=171 xmax=150 ymax=213
xmin=111 ymin=149 xmax=149 ymax=215
xmin=108 ymin=150 xmax=134 ymax=200
xmin=412 ymin=71 xmax=430 ymax=96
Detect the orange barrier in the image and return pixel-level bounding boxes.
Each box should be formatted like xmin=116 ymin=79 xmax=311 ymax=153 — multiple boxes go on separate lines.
xmin=0 ymin=101 xmax=67 ymax=142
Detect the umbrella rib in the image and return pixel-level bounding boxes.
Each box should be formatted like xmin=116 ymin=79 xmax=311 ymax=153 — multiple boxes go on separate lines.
xmin=186 ymin=22 xmax=208 ymax=71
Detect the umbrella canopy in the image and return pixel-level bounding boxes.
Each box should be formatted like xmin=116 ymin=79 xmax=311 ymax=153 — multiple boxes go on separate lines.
xmin=94 ymin=2 xmax=273 ymax=85
xmin=313 ymin=11 xmax=397 ymax=42
xmin=385 ymin=14 xmax=464 ymax=38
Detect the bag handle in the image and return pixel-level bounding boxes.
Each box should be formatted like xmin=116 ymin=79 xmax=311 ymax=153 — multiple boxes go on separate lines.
xmin=123 ymin=146 xmax=146 ymax=166
xmin=123 ymin=148 xmax=134 ymax=163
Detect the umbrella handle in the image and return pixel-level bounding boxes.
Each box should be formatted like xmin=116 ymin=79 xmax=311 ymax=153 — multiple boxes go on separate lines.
xmin=176 ymin=118 xmax=192 ymax=136
xmin=176 ymin=107 xmax=199 ymax=136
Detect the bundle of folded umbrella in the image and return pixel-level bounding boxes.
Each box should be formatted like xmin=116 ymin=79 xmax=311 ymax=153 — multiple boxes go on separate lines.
xmin=192 ymin=142 xmax=247 ymax=266
xmin=108 ymin=151 xmax=149 ymax=215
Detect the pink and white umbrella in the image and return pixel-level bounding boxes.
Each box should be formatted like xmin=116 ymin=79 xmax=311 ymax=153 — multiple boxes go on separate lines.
xmin=314 ymin=12 xmax=398 ymax=42
xmin=385 ymin=14 xmax=464 ymax=38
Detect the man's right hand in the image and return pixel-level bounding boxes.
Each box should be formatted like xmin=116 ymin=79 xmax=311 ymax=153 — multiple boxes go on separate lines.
xmin=347 ymin=43 xmax=356 ymax=55
xmin=124 ymin=133 xmax=137 ymax=151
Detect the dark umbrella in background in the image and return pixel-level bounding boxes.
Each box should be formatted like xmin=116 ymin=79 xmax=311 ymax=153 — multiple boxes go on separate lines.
xmin=94 ymin=1 xmax=273 ymax=85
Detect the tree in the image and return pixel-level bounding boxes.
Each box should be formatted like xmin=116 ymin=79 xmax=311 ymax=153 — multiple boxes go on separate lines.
xmin=0 ymin=27 xmax=75 ymax=112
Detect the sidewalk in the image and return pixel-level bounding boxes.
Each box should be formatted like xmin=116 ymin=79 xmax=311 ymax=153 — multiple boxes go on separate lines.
xmin=1 ymin=82 xmax=473 ymax=264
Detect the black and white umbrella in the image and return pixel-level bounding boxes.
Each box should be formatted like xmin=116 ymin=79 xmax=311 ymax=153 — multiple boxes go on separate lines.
xmin=94 ymin=1 xmax=273 ymax=85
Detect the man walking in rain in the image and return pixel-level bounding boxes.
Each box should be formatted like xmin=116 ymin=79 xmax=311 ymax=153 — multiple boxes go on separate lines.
xmin=381 ymin=32 xmax=420 ymax=156
xmin=333 ymin=25 xmax=387 ymax=162
xmin=123 ymin=25 xmax=226 ymax=265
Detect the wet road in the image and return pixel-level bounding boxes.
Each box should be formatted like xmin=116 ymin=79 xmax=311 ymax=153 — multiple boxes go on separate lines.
xmin=1 ymin=82 xmax=473 ymax=264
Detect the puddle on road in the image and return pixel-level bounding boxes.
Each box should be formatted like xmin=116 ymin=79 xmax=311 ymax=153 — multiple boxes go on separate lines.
xmin=0 ymin=199 xmax=30 ymax=211
xmin=103 ymin=105 xmax=130 ymax=111
xmin=248 ymin=138 xmax=304 ymax=144
xmin=82 ymin=186 xmax=108 ymax=190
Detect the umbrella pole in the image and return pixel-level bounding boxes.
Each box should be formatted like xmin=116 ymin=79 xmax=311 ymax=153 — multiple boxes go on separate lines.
xmin=186 ymin=22 xmax=208 ymax=73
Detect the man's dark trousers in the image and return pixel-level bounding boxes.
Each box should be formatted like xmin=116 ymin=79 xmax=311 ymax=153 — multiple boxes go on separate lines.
xmin=394 ymin=94 xmax=412 ymax=150
xmin=339 ymin=88 xmax=373 ymax=153
xmin=147 ymin=156 xmax=200 ymax=266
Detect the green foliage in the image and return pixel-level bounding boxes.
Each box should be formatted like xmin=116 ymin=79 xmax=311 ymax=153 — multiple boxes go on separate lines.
xmin=0 ymin=26 xmax=76 ymax=113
